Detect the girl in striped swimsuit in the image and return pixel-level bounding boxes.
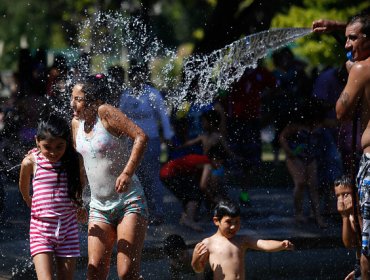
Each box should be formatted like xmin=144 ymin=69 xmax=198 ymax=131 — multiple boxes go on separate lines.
xmin=19 ymin=113 xmax=86 ymax=280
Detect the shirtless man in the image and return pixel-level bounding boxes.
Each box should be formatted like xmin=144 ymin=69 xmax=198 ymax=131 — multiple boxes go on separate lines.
xmin=191 ymin=200 xmax=294 ymax=279
xmin=313 ymin=11 xmax=370 ymax=279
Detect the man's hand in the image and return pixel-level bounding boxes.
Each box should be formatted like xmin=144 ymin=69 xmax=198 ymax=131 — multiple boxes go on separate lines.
xmin=312 ymin=19 xmax=346 ymax=33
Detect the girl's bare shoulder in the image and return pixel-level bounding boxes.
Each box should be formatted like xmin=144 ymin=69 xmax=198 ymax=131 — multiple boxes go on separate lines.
xmin=21 ymin=153 xmax=35 ymax=168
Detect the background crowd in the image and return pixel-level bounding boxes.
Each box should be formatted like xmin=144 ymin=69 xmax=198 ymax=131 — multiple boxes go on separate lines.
xmin=0 ymin=43 xmax=353 ymax=231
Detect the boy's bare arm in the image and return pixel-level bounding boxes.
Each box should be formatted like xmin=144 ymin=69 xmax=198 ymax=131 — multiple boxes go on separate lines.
xmin=250 ymin=239 xmax=294 ymax=252
xmin=191 ymin=241 xmax=210 ymax=273
xmin=257 ymin=239 xmax=294 ymax=252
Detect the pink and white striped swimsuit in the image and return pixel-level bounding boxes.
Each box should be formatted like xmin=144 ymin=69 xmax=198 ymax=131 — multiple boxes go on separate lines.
xmin=29 ymin=151 xmax=80 ymax=258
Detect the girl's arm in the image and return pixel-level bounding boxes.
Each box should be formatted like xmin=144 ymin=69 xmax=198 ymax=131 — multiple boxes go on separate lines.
xmin=19 ymin=154 xmax=34 ymax=208
xmin=191 ymin=241 xmax=210 ymax=273
xmin=78 ymin=153 xmax=87 ymax=191
xmin=71 ymin=117 xmax=79 ymax=149
xmin=76 ymin=154 xmax=88 ymax=223
xmin=98 ymin=104 xmax=148 ymax=193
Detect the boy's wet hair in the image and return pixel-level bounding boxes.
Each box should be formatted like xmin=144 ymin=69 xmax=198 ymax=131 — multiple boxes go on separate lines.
xmin=214 ymin=199 xmax=240 ymax=220
xmin=163 ymin=234 xmax=187 ymax=258
xmin=334 ymin=175 xmax=352 ymax=188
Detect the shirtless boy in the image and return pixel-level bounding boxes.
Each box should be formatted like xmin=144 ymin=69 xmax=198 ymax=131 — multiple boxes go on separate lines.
xmin=334 ymin=175 xmax=362 ymax=279
xmin=191 ymin=199 xmax=294 ymax=279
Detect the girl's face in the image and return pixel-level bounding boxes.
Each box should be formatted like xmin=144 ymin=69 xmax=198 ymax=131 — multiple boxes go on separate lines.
xmin=71 ymin=84 xmax=86 ymax=120
xmin=36 ymin=137 xmax=67 ymax=163
xmin=214 ymin=215 xmax=241 ymax=239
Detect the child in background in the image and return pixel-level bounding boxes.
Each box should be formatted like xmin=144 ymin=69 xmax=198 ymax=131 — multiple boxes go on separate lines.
xmin=164 ymin=234 xmax=211 ymax=280
xmin=279 ymin=98 xmax=327 ymax=228
xmin=19 ymin=113 xmax=86 ymax=280
xmin=200 ymin=141 xmax=230 ymax=210
xmin=191 ymin=199 xmax=294 ymax=279
xmin=180 ymin=110 xmax=235 ymax=208
xmin=334 ymin=175 xmax=362 ymax=280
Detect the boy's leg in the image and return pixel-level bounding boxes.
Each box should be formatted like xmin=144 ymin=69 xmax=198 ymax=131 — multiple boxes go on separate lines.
xmin=55 ymin=257 xmax=76 ymax=280
xmin=33 ymin=252 xmax=54 ymax=280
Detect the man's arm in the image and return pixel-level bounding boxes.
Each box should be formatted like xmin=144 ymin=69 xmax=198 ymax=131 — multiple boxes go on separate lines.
xmin=312 ymin=19 xmax=346 ymax=33
xmin=336 ymin=63 xmax=367 ymax=121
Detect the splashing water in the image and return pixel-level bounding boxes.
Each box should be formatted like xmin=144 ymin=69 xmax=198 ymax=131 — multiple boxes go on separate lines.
xmin=176 ymin=27 xmax=312 ymax=108
xmin=56 ymin=11 xmax=311 ymax=112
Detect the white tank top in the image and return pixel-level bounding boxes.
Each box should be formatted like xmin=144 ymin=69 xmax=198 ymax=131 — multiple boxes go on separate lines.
xmin=76 ymin=118 xmax=144 ymax=210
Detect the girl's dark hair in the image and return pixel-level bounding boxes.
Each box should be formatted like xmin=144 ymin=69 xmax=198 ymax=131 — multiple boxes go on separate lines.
xmin=37 ymin=113 xmax=83 ymax=206
xmin=334 ymin=175 xmax=353 ymax=188
xmin=80 ymin=73 xmax=110 ymax=104
xmin=213 ymin=199 xmax=240 ymax=220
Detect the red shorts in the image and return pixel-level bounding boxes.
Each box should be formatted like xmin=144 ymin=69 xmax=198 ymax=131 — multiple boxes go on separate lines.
xmin=160 ymin=154 xmax=210 ymax=179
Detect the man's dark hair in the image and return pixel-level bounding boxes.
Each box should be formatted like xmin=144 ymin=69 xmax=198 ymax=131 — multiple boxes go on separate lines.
xmin=348 ymin=11 xmax=370 ymax=37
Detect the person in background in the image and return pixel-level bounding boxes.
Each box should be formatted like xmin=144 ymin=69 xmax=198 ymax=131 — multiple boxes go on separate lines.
xmin=226 ymin=64 xmax=276 ymax=206
xmin=179 ymin=110 xmax=234 ymax=210
xmin=120 ymin=61 xmax=174 ymax=225
xmin=108 ymin=65 xmax=126 ymax=107
xmin=279 ymin=98 xmax=327 ymax=228
xmin=164 ymin=234 xmax=212 ymax=280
